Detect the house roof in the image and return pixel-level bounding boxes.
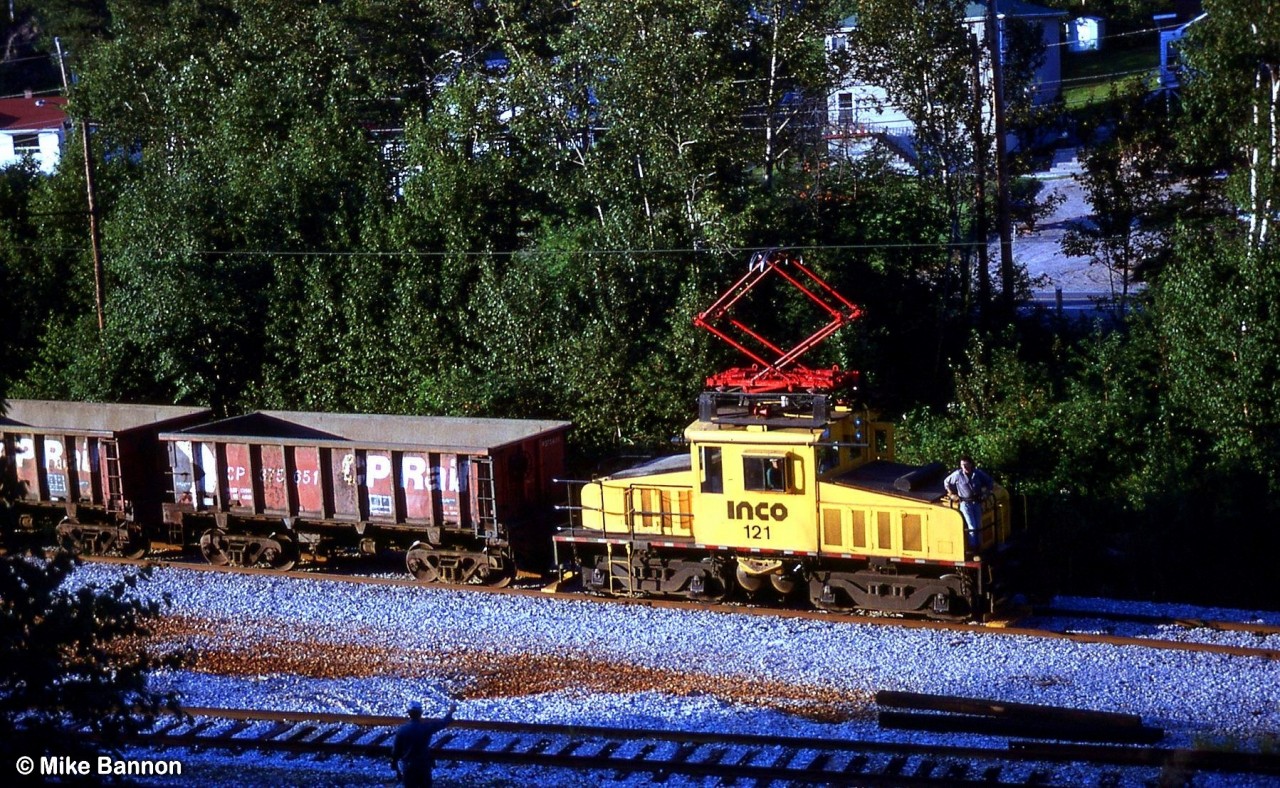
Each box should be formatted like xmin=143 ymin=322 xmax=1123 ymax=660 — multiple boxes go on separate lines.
xmin=0 ymin=95 xmax=68 ymax=133
xmin=964 ymin=0 xmax=1066 ymax=20
xmin=838 ymin=1 xmax=1064 ymax=30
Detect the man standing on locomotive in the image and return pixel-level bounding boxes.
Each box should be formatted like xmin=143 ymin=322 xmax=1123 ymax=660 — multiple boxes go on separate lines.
xmin=944 ymin=455 xmax=994 ymax=554
xmin=392 ymin=698 xmax=456 ymax=787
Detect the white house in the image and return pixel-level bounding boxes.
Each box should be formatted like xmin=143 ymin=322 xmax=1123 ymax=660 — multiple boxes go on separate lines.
xmin=826 ymin=0 xmax=1066 ymax=163
xmin=1154 ymin=6 xmax=1206 ymax=92
xmin=1065 ymin=16 xmax=1105 ymax=53
xmin=0 ymin=94 xmax=69 ymax=173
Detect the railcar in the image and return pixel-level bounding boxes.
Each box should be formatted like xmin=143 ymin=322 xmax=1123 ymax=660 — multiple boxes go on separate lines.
xmin=554 ymin=392 xmax=1014 ymax=619
xmin=0 ymin=400 xmax=213 ymax=557
xmin=158 ymin=410 xmax=570 ymax=582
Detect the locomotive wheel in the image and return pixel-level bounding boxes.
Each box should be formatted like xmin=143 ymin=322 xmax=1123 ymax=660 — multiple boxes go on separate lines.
xmin=770 ymin=572 xmax=799 ymax=596
xmin=734 ymin=563 xmax=766 ymax=593
xmin=405 ymin=545 xmax=440 ymax=582
xmin=807 ymin=576 xmax=853 ymax=613
xmin=689 ymin=559 xmax=730 ymax=603
xmin=925 ymin=574 xmax=970 ymax=621
xmin=199 ymin=528 xmax=231 ymax=566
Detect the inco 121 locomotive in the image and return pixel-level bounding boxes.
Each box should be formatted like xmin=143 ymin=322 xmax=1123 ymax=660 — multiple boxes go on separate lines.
xmin=553 ymin=251 xmax=1015 ymax=619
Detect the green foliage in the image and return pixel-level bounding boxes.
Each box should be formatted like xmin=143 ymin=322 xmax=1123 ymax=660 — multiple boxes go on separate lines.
xmin=1061 ymin=83 xmax=1174 ymax=309
xmin=1156 ymin=229 xmax=1280 ymax=487
xmin=1179 ymin=0 xmax=1280 ymax=250
xmin=0 ymin=553 xmax=187 ymax=767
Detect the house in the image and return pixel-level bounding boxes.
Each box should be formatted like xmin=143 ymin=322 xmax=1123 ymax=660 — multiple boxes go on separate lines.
xmin=1154 ymin=1 xmax=1205 ymax=92
xmin=825 ymin=0 xmax=1066 ymax=164
xmin=1065 ymin=16 xmax=1105 ymax=53
xmin=0 ymin=94 xmax=70 ymax=173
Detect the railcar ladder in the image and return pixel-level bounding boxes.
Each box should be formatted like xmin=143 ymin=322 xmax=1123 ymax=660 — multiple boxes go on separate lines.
xmin=474 ymin=457 xmax=498 ymax=539
xmin=103 ymin=440 xmax=124 ymax=514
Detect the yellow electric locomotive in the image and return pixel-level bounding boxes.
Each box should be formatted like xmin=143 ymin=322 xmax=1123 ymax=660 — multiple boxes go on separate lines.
xmin=554 ymin=251 xmax=1014 ymax=620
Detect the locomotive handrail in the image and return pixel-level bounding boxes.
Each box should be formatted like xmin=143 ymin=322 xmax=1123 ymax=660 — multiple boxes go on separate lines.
xmin=554 ymin=478 xmax=603 ymax=531
xmin=622 ymin=481 xmax=694 ymax=539
xmin=941 ymin=491 xmax=1002 ymax=551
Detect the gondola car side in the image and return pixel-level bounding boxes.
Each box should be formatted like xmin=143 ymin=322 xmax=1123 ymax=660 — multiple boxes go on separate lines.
xmin=0 ymin=400 xmax=212 ymax=557
xmin=158 ymin=410 xmax=570 ymax=581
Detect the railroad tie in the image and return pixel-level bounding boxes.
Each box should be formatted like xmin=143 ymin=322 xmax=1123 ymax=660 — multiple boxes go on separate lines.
xmin=255 ymin=721 xmax=296 ymax=741
xmin=842 ymin=754 xmax=869 ymax=775
xmin=769 ymin=749 xmax=798 ymax=769
xmin=701 ymin=747 xmax=728 ymax=765
xmin=911 ymin=757 xmax=937 ymax=778
xmin=615 ymin=742 xmax=659 ymax=781
xmin=554 ymin=740 xmax=583 ymax=757
xmin=883 ymin=754 xmax=909 ymax=776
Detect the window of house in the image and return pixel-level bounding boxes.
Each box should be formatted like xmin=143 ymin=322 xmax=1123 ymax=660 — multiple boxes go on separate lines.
xmin=13 ymin=133 xmax=40 ymax=154
xmin=838 ymin=94 xmax=853 ymax=126
xmin=743 ymin=455 xmax=787 ymax=493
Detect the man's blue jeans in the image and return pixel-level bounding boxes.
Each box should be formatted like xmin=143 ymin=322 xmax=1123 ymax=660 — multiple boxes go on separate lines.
xmin=960 ymin=501 xmax=983 ymax=553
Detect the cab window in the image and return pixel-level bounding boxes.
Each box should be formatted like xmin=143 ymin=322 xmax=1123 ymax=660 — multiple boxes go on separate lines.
xmin=743 ymin=455 xmax=787 ymax=492
xmin=700 ymin=446 xmax=723 ymax=493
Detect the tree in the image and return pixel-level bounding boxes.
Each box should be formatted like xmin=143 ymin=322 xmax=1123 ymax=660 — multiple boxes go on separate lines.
xmin=1156 ymin=230 xmax=1280 ymax=489
xmin=845 ymin=0 xmax=1053 ymax=319
xmin=1062 ymin=85 xmax=1173 ymax=313
xmin=0 ymin=552 xmax=186 ymax=768
xmin=741 ymin=0 xmax=840 ymax=192
xmin=48 ymin=0 xmax=405 ymax=413
xmin=1179 ymin=0 xmax=1280 ymax=253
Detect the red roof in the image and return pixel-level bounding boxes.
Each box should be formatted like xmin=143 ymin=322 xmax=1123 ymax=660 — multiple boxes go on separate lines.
xmin=0 ymin=95 xmax=69 ymax=133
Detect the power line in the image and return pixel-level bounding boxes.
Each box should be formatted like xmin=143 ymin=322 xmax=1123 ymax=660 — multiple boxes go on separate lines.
xmin=0 ymin=86 xmax=63 ymax=100
xmin=5 ymin=240 xmax=995 ymax=258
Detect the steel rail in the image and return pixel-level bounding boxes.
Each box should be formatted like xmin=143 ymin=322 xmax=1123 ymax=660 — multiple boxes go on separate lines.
xmin=73 ymin=707 xmax=1280 ymax=785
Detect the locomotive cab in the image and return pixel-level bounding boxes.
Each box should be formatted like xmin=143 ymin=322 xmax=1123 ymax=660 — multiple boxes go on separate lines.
xmin=557 ymin=392 xmax=1013 ymax=620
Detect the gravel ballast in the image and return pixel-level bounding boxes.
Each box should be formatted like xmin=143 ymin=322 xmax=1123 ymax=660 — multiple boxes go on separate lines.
xmin=59 ymin=562 xmax=1280 ymax=785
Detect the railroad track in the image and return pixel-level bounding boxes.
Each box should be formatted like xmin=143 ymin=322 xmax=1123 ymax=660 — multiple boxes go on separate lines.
xmin=1028 ymin=604 xmax=1280 ymax=638
xmin=77 ymin=554 xmax=1280 ymax=662
xmin=78 ymin=706 xmax=1280 ymax=786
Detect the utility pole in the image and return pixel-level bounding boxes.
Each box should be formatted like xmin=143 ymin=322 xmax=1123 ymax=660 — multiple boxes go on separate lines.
xmin=970 ymin=32 xmax=990 ymax=318
xmin=985 ymin=0 xmax=1015 ymax=315
xmin=55 ymin=37 xmax=106 ymax=335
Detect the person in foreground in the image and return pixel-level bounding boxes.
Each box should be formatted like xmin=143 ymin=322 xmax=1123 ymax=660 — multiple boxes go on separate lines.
xmin=392 ymin=698 xmax=457 ymax=787
xmin=944 ymin=455 xmax=994 ymax=554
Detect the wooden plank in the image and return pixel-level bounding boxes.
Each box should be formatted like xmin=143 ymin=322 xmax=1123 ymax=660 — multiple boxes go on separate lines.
xmin=878 ymin=710 xmax=1164 ymax=744
xmin=874 ymin=690 xmax=1144 ymax=728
